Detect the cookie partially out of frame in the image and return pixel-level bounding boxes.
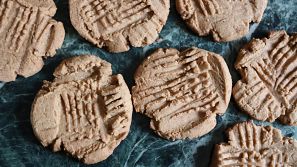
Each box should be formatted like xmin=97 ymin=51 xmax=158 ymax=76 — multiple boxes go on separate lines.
xmin=212 ymin=121 xmax=297 ymax=167
xmin=31 ymin=55 xmax=133 ymax=164
xmin=132 ymin=47 xmax=232 ymax=140
xmin=0 ymin=0 xmax=65 ymax=82
xmin=69 ymin=0 xmax=170 ymax=53
xmin=233 ymin=31 xmax=297 ymax=125
xmin=176 ymin=0 xmax=267 ymax=42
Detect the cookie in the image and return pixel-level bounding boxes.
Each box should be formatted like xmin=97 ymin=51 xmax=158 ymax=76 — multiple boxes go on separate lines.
xmin=212 ymin=121 xmax=297 ymax=167
xmin=132 ymin=48 xmax=232 ymax=140
xmin=233 ymin=31 xmax=297 ymax=125
xmin=69 ymin=0 xmax=170 ymax=53
xmin=31 ymin=55 xmax=133 ymax=164
xmin=176 ymin=0 xmax=267 ymax=42
xmin=0 ymin=0 xmax=65 ymax=82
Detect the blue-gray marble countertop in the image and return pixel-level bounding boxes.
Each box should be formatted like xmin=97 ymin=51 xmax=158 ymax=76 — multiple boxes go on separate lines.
xmin=0 ymin=0 xmax=296 ymax=166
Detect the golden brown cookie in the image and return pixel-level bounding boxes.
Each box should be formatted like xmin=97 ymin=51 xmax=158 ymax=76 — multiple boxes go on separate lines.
xmin=233 ymin=31 xmax=297 ymax=125
xmin=69 ymin=0 xmax=170 ymax=53
xmin=31 ymin=55 xmax=133 ymax=164
xmin=176 ymin=0 xmax=267 ymax=42
xmin=212 ymin=121 xmax=297 ymax=167
xmin=132 ymin=48 xmax=232 ymax=140
xmin=0 ymin=0 xmax=65 ymax=82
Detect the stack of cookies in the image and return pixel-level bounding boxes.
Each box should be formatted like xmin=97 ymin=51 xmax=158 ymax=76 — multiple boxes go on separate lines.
xmin=0 ymin=0 xmax=296 ymax=165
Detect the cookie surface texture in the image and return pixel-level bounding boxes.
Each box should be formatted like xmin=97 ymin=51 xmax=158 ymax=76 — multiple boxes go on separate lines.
xmin=212 ymin=121 xmax=297 ymax=167
xmin=0 ymin=0 xmax=65 ymax=82
xmin=31 ymin=55 xmax=133 ymax=164
xmin=176 ymin=0 xmax=267 ymax=42
xmin=69 ymin=0 xmax=170 ymax=53
xmin=132 ymin=48 xmax=232 ymax=140
xmin=233 ymin=31 xmax=297 ymax=125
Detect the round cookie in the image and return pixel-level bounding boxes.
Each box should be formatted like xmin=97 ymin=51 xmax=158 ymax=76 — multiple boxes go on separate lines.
xmin=69 ymin=0 xmax=170 ymax=53
xmin=176 ymin=0 xmax=267 ymax=42
xmin=132 ymin=48 xmax=232 ymax=140
xmin=233 ymin=31 xmax=297 ymax=125
xmin=212 ymin=121 xmax=297 ymax=166
xmin=31 ymin=55 xmax=133 ymax=164
xmin=0 ymin=0 xmax=65 ymax=82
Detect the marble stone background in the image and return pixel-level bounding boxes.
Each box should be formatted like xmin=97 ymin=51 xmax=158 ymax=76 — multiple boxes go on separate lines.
xmin=0 ymin=0 xmax=296 ymax=166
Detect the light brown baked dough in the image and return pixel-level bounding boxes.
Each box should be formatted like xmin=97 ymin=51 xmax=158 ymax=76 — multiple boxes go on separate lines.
xmin=212 ymin=121 xmax=297 ymax=167
xmin=0 ymin=0 xmax=65 ymax=82
xmin=176 ymin=0 xmax=267 ymax=42
xmin=132 ymin=48 xmax=232 ymax=140
xmin=31 ymin=55 xmax=133 ymax=164
xmin=233 ymin=31 xmax=297 ymax=125
xmin=69 ymin=0 xmax=170 ymax=53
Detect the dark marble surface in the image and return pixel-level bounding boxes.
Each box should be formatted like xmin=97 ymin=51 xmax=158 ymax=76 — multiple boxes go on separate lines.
xmin=0 ymin=0 xmax=297 ymax=166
